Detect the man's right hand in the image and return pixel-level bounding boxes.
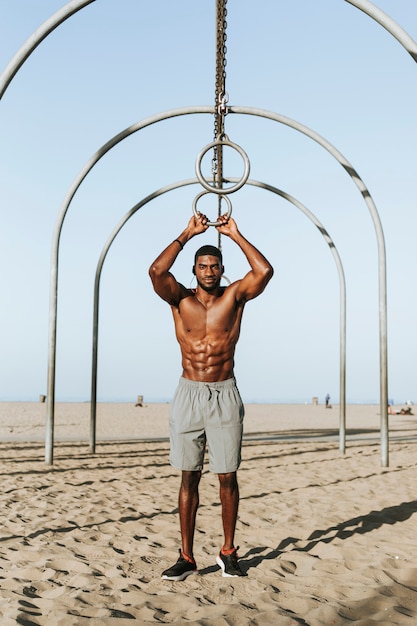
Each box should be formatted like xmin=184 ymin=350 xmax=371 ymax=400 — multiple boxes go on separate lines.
xmin=186 ymin=212 xmax=209 ymax=238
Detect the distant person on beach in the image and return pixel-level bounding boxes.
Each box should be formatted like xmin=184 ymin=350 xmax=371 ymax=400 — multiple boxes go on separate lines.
xmin=149 ymin=212 xmax=273 ymax=580
xmin=388 ymin=405 xmax=414 ymax=416
xmin=325 ymin=394 xmax=330 ymax=408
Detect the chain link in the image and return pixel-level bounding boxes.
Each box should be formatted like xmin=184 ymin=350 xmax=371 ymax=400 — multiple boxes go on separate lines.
xmin=213 ymin=0 xmax=228 ymax=247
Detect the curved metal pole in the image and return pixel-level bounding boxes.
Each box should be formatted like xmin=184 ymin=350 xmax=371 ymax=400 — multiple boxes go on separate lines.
xmin=0 ymin=4 xmax=409 ymax=465
xmin=344 ymin=0 xmax=417 ymax=63
xmin=230 ymin=106 xmax=389 ymax=467
xmin=244 ymin=179 xmax=347 ymax=455
xmin=90 ymin=178 xmax=346 ymax=454
xmin=0 ymin=0 xmax=96 ymax=99
xmin=1 ymin=0 xmax=415 ymax=102
xmin=45 ymin=105 xmax=385 ymax=465
xmin=45 ymin=106 xmax=208 ymax=465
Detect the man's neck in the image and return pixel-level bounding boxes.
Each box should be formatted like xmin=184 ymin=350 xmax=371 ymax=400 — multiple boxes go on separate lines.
xmin=194 ymin=284 xmax=223 ymax=306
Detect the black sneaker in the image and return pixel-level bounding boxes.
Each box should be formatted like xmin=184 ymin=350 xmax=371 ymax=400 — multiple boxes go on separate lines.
xmin=216 ymin=547 xmax=247 ymax=577
xmin=161 ymin=549 xmax=198 ymax=581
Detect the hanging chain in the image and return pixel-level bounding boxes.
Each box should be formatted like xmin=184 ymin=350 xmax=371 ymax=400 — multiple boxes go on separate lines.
xmin=212 ymin=0 xmax=228 ymax=249
xmin=193 ymin=0 xmax=249 ymax=233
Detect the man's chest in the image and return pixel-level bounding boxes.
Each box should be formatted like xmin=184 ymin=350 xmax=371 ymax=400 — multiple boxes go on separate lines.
xmin=174 ymin=297 xmax=240 ymax=334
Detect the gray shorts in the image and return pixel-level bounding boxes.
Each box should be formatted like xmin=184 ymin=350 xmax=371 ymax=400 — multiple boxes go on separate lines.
xmin=169 ymin=377 xmax=245 ymax=473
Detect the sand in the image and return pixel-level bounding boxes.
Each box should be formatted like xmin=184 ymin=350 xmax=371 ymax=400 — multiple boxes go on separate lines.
xmin=0 ymin=401 xmax=416 ymax=625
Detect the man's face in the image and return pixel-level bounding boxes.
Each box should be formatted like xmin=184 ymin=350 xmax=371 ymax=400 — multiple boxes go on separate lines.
xmin=194 ymin=254 xmax=223 ymax=292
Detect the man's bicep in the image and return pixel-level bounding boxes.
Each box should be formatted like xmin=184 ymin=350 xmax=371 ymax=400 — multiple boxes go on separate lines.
xmin=151 ymin=272 xmax=183 ymax=305
xmin=153 ymin=275 xmax=191 ymax=306
xmin=235 ymin=272 xmax=270 ymax=302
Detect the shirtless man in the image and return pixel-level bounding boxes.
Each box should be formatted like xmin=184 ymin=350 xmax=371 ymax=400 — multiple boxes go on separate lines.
xmin=149 ymin=212 xmax=273 ymax=580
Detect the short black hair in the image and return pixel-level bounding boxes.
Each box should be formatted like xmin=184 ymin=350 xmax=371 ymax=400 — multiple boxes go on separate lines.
xmin=194 ymin=245 xmax=223 ymax=264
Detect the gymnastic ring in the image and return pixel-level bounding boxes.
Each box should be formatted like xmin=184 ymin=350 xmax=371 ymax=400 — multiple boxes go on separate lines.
xmin=192 ymin=191 xmax=232 ymax=227
xmin=195 ymin=137 xmax=250 ymax=194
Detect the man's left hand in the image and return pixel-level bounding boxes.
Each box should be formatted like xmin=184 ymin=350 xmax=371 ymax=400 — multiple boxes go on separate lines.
xmin=216 ymin=214 xmax=238 ymax=237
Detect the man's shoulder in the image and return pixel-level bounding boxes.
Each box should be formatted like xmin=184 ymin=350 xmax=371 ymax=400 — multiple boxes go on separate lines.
xmin=223 ymin=280 xmax=244 ymax=300
xmin=171 ymin=284 xmax=194 ymax=305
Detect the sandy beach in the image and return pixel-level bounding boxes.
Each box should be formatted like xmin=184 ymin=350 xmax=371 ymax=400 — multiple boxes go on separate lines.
xmin=0 ymin=401 xmax=416 ymax=624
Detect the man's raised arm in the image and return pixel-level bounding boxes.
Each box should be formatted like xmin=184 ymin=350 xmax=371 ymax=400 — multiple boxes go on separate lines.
xmin=216 ymin=215 xmax=274 ymax=302
xmin=149 ymin=213 xmax=209 ymax=305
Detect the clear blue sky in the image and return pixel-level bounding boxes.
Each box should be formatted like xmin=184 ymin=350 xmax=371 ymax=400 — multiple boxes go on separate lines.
xmin=0 ymin=1 xmax=416 ymax=404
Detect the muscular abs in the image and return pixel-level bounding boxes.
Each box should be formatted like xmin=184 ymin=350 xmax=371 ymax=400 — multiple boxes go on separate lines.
xmin=172 ymin=287 xmax=244 ymax=382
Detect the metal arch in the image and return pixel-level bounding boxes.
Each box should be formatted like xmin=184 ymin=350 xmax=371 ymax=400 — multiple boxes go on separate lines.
xmin=89 ymin=178 xmax=347 ymax=455
xmin=43 ymin=105 xmax=387 ymax=466
xmin=0 ymin=0 xmax=96 ymax=99
xmin=230 ymin=105 xmax=389 ymax=468
xmin=344 ymin=0 xmax=417 ymax=63
xmin=0 ymin=3 xmax=413 ymax=467
xmin=0 ymin=9 xmax=413 ymax=469
xmin=44 ymin=107 xmax=212 ymax=465
xmin=1 ymin=0 xmax=416 ymax=101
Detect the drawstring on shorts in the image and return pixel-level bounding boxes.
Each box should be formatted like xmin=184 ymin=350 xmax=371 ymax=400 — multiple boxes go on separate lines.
xmin=205 ymin=384 xmax=220 ymax=401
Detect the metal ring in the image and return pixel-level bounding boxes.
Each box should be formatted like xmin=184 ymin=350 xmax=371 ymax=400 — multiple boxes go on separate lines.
xmin=195 ymin=137 xmax=250 ymax=194
xmin=192 ymin=191 xmax=232 ymax=227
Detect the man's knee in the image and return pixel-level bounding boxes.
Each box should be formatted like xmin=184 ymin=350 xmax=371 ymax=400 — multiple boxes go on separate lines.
xmin=181 ymin=470 xmax=202 ymax=491
xmin=218 ymin=471 xmax=238 ymax=490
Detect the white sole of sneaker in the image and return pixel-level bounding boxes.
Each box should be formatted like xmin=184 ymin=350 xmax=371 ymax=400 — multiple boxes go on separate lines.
xmin=161 ymin=569 xmax=198 ymax=582
xmin=216 ymin=555 xmax=237 ymax=577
